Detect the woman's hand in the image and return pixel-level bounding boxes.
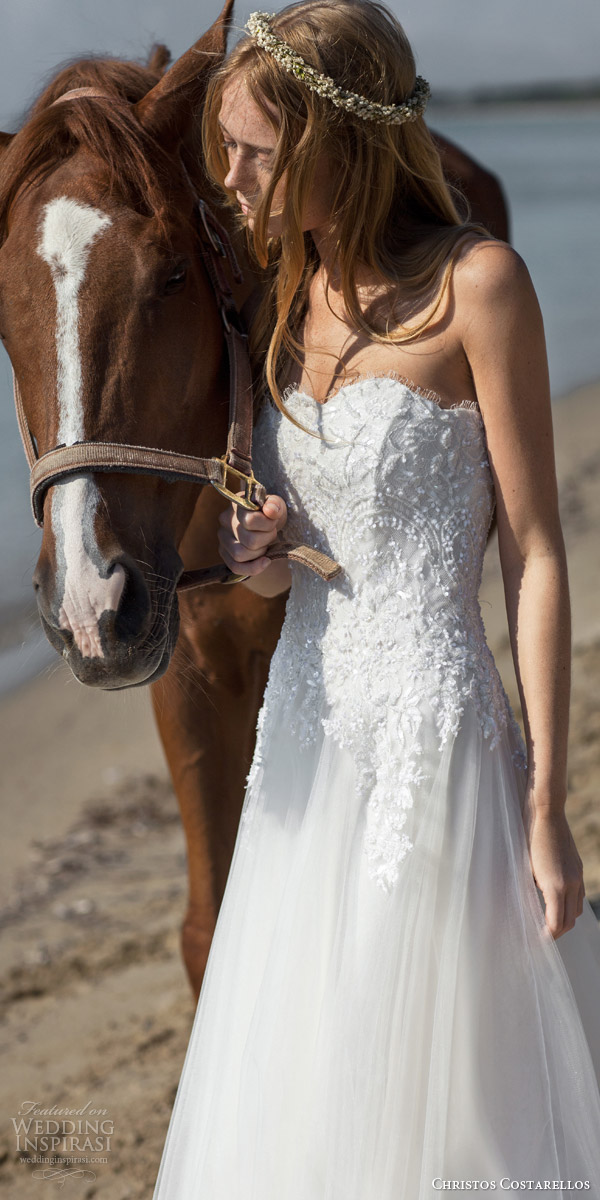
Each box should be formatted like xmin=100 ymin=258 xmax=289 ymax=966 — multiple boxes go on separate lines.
xmin=522 ymin=800 xmax=585 ymax=939
xmin=218 ymin=493 xmax=291 ymax=596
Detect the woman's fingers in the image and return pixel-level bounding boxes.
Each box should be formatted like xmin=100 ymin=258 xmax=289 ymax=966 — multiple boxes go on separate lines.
xmin=543 ymin=890 xmax=565 ymax=940
xmin=217 ymin=527 xmax=271 ymax=573
xmin=220 ymin=534 xmax=270 ymax=565
xmin=222 ymin=493 xmax=287 ymax=534
xmin=218 ymin=493 xmax=288 ymax=551
xmin=219 ymin=546 xmax=271 ymax=576
xmin=234 ymin=523 xmax=278 ymax=552
xmin=525 ymin=806 xmax=585 ymax=939
xmin=559 ymin=885 xmax=580 ymax=936
xmin=261 ymin=494 xmax=288 ymax=530
xmin=217 ymin=492 xmax=287 ymax=574
xmin=543 ymin=880 xmax=583 ymax=939
xmin=217 ymin=492 xmax=287 ymax=575
xmin=236 ymin=493 xmax=288 ymax=537
xmin=218 ymin=508 xmax=273 ymax=552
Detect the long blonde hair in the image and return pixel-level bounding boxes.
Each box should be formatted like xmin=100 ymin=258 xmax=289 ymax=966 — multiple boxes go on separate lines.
xmin=202 ymin=0 xmax=492 ymax=420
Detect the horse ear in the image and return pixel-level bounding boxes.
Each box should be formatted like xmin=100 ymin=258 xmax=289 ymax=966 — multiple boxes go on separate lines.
xmin=135 ymin=0 xmax=235 ymax=146
xmin=146 ymin=44 xmax=172 ymax=78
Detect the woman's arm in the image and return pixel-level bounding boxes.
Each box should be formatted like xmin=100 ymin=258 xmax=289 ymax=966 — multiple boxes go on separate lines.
xmin=217 ymin=493 xmax=292 ymax=597
xmin=456 ymin=241 xmax=584 ymax=939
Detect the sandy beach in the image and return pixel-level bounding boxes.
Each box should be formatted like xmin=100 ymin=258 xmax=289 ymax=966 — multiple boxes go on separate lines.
xmin=0 ymin=379 xmax=599 ymax=1197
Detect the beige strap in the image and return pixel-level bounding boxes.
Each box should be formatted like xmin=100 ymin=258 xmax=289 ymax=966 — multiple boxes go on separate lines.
xmin=177 ymin=540 xmax=341 ymax=592
xmin=13 ymin=371 xmax=37 ymax=469
xmin=28 ymin=441 xmax=267 ymax=526
xmin=268 ymin=541 xmax=342 ymax=581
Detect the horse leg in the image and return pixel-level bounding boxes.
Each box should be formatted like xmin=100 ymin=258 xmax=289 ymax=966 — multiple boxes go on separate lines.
xmin=151 ymin=583 xmax=286 ymax=1000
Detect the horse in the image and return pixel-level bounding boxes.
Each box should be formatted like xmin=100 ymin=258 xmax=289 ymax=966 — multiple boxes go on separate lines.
xmin=0 ymin=0 xmax=509 ymax=1000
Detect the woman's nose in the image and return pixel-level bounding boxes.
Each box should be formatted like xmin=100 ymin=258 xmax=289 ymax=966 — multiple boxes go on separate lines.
xmin=224 ymin=151 xmax=248 ymax=193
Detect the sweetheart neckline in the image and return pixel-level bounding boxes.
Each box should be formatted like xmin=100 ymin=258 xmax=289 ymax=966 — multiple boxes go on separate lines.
xmin=280 ymin=372 xmax=483 ymax=419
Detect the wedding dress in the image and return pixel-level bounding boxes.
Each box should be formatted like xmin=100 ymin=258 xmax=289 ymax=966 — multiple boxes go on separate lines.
xmin=152 ymin=376 xmax=600 ymax=1197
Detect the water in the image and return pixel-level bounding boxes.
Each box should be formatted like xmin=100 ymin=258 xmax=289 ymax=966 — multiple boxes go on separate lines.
xmin=1 ymin=102 xmax=599 ymax=691
xmin=428 ymin=102 xmax=600 ymax=398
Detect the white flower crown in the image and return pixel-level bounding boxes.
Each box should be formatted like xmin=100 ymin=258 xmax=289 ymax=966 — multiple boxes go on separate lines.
xmin=244 ymin=10 xmax=430 ymax=125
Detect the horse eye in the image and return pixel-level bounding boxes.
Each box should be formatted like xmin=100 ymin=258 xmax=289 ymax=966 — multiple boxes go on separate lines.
xmin=163 ymin=262 xmax=188 ymax=295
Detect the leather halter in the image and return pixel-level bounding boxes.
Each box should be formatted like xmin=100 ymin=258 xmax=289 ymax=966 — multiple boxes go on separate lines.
xmin=12 ymin=87 xmax=341 ymax=590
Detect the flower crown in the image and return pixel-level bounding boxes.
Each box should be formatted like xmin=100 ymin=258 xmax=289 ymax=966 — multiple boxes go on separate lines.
xmin=244 ymin=10 xmax=430 ymax=125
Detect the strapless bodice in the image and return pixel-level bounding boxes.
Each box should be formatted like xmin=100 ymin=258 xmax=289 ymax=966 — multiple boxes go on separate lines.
xmin=254 ymin=374 xmax=492 ymax=607
xmin=249 ymin=375 xmax=527 ymax=892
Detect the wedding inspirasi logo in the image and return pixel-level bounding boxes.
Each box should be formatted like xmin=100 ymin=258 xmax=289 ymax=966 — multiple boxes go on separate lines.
xmin=11 ymin=1098 xmax=114 ymax=1183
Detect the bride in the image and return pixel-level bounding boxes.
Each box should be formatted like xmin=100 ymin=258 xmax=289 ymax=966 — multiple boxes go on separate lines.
xmin=153 ymin=2 xmax=600 ymax=1193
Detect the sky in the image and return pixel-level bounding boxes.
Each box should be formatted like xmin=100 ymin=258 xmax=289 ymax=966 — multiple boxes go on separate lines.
xmin=1 ymin=0 xmax=599 ymax=129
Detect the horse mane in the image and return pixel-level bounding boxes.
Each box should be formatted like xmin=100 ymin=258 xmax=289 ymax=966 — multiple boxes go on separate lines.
xmin=0 ymin=49 xmax=195 ymax=242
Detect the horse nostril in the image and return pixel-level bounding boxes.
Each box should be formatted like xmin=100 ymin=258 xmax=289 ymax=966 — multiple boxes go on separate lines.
xmin=106 ymin=561 xmax=126 ymax=610
xmin=111 ymin=560 xmax=151 ymax=643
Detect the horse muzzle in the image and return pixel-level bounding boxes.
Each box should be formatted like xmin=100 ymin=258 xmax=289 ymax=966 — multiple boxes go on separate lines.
xmin=33 ymin=552 xmax=181 ymax=689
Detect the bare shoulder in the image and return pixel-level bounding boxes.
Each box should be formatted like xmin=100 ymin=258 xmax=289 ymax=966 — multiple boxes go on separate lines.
xmin=448 ymin=236 xmax=551 ymax=430
xmin=451 ymin=236 xmax=539 ymax=317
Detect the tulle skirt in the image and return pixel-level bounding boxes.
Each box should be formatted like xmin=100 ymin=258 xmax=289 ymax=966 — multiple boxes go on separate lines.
xmin=152 ymin=681 xmax=600 ymax=1197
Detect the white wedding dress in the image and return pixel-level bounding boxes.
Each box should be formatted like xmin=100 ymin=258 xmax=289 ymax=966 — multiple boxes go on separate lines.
xmin=152 ymin=376 xmax=600 ymax=1197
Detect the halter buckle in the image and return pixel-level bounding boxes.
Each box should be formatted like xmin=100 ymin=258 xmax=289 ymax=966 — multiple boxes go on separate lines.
xmin=211 ymin=455 xmax=262 ymax=510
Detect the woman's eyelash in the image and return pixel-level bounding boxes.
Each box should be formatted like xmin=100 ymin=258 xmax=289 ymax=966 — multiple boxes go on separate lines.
xmin=221 ymin=138 xmax=273 ymax=166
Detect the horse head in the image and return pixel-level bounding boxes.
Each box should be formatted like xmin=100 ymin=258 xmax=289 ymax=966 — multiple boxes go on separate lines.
xmin=0 ymin=0 xmax=246 ymax=689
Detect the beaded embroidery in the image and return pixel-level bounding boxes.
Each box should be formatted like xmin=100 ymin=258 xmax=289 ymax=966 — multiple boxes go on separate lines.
xmin=243 ymin=376 xmax=528 ymax=894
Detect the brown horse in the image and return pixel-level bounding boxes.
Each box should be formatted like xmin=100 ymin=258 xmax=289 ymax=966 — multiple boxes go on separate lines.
xmin=0 ymin=0 xmax=509 ymax=999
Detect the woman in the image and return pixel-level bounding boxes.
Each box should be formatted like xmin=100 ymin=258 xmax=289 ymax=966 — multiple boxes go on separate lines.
xmin=153 ymin=2 xmax=600 ymax=1193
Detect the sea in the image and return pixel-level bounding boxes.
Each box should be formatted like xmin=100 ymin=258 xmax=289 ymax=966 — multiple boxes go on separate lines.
xmin=1 ymin=101 xmax=599 ymax=694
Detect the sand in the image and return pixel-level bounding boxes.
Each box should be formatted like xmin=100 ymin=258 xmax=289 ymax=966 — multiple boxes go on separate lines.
xmin=0 ymin=380 xmax=599 ymax=1198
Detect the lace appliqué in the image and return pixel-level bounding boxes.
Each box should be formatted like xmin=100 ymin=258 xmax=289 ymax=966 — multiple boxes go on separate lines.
xmin=242 ymin=377 xmax=528 ymax=895
xmin=283 ymin=368 xmax=482 ymax=414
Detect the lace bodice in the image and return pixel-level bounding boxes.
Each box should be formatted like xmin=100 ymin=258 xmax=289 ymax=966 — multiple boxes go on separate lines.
xmin=246 ymin=375 xmax=528 ymax=893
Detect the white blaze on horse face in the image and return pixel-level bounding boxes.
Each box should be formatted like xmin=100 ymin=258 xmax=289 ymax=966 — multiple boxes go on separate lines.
xmin=37 ymin=196 xmax=125 ymax=659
